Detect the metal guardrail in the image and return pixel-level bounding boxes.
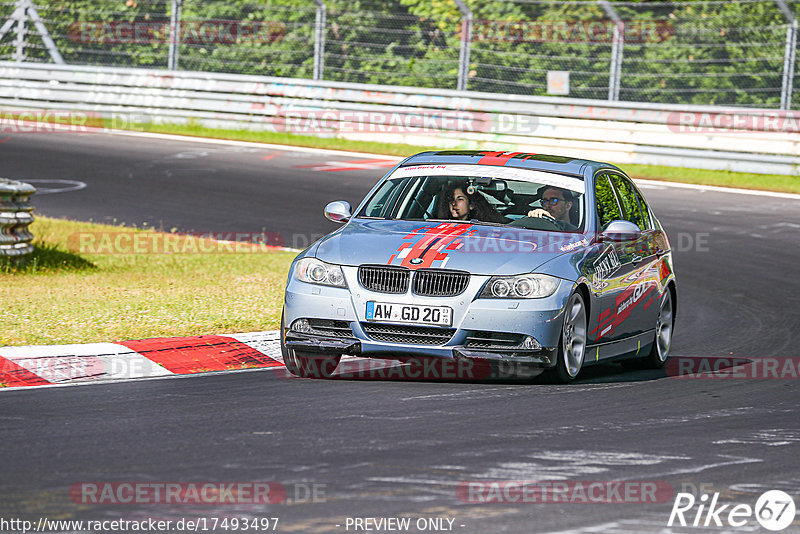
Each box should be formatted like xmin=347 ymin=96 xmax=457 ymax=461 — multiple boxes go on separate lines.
xmin=1 ymin=0 xmax=798 ymax=109
xmin=1 ymin=62 xmax=798 ymax=175
xmin=0 ymin=177 xmax=35 ymax=257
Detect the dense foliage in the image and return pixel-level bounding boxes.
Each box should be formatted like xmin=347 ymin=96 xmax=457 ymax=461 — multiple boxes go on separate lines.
xmin=2 ymin=0 xmax=797 ymax=108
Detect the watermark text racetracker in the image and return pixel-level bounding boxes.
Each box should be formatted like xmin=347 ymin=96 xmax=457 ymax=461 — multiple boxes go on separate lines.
xmin=68 ymin=20 xmax=287 ymax=45
xmin=0 ymin=110 xmax=152 ymax=135
xmin=667 ymin=110 xmax=800 ymax=134
xmin=667 ymin=356 xmax=800 ymax=379
xmin=457 ymin=480 xmax=674 ymax=504
xmin=470 ymin=19 xmax=674 ymax=44
xmin=68 ymin=231 xmax=713 ymax=256
xmin=271 ymin=109 xmax=540 ymax=136
xmin=68 ymin=232 xmax=287 ymax=254
xmin=69 ymin=481 xmax=325 ymax=505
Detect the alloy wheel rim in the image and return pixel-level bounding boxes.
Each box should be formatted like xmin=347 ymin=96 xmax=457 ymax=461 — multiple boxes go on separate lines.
xmin=288 ymin=344 xmax=305 ymax=370
xmin=563 ymin=294 xmax=587 ymax=377
xmin=281 ymin=321 xmax=300 ymax=370
xmin=287 ymin=349 xmax=299 ymax=369
xmin=655 ymin=293 xmax=673 ymax=362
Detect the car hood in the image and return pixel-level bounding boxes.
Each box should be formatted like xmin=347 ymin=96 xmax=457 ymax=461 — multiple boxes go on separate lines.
xmin=315 ymin=219 xmax=589 ymax=276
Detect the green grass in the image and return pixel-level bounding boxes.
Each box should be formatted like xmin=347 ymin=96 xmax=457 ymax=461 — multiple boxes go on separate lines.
xmin=1 ymin=217 xmax=295 ymax=346
xmin=137 ymin=122 xmax=800 ymax=194
xmin=622 ymin=164 xmax=800 ymax=194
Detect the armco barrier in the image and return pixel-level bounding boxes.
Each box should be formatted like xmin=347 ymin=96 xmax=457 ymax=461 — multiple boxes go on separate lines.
xmin=1 ymin=62 xmax=798 ymax=175
xmin=0 ymin=178 xmax=36 ymax=257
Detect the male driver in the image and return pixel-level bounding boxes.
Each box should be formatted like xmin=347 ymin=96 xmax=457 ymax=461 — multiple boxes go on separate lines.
xmin=527 ymin=186 xmax=578 ymax=231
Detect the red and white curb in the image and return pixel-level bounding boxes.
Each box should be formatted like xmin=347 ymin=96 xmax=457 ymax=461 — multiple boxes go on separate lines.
xmin=0 ymin=331 xmax=286 ymax=389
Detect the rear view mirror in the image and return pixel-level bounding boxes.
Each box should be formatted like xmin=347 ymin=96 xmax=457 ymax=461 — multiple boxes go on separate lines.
xmin=324 ymin=201 xmax=352 ymax=223
xmin=475 ymin=178 xmax=507 ymax=192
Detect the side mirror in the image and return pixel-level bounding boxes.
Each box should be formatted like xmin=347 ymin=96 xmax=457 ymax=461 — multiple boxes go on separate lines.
xmin=324 ymin=201 xmax=351 ymax=223
xmin=602 ymin=220 xmax=641 ymax=242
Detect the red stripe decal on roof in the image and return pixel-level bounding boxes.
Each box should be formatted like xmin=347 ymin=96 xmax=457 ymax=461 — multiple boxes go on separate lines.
xmin=476 ymin=151 xmax=524 ymax=166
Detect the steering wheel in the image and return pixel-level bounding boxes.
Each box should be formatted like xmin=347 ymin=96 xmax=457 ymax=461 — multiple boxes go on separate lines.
xmin=508 ymin=213 xmax=562 ymax=231
xmin=412 ymin=197 xmax=435 ymax=219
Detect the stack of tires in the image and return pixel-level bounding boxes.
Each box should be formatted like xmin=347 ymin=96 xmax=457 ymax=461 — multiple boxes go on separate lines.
xmin=0 ymin=178 xmax=36 ymax=257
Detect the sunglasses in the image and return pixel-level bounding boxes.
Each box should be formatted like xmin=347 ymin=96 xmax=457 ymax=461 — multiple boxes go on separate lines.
xmin=542 ymin=197 xmax=565 ymax=205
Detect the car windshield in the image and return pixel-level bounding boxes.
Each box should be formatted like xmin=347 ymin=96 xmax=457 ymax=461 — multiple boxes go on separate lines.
xmin=357 ymin=164 xmax=586 ymax=232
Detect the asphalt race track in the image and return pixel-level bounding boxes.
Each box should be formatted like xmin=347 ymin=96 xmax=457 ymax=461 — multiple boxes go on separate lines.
xmin=2 ymin=131 xmax=800 ymax=533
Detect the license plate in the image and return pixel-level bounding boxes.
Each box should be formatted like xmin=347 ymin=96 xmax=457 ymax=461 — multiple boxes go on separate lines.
xmin=365 ymin=302 xmax=452 ymax=327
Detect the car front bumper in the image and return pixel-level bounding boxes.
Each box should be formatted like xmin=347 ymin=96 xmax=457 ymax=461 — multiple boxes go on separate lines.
xmin=283 ymin=330 xmax=556 ymax=367
xmin=283 ymin=267 xmax=573 ymax=369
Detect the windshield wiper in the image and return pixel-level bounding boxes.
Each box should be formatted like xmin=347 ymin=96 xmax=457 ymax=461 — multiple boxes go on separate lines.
xmin=420 ymin=218 xmax=510 ymax=228
xmin=468 ymin=220 xmax=507 ymax=228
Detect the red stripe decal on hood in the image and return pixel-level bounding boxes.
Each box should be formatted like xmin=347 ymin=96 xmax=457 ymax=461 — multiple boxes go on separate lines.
xmin=388 ymin=223 xmax=475 ymax=269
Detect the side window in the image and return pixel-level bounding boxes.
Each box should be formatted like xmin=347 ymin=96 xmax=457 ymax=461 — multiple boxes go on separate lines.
xmin=608 ymin=174 xmax=645 ymax=230
xmin=595 ymin=173 xmax=622 ymax=231
xmin=360 ymin=178 xmax=405 ymax=218
xmin=638 ymin=193 xmax=653 ymax=230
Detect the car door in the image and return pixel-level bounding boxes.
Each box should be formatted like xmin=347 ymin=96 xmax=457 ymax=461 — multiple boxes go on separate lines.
xmin=606 ymin=173 xmax=662 ymax=339
xmin=587 ymin=172 xmax=637 ymax=345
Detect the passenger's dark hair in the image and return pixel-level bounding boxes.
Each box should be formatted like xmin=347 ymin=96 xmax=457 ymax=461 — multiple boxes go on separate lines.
xmin=436 ymin=179 xmax=505 ymax=223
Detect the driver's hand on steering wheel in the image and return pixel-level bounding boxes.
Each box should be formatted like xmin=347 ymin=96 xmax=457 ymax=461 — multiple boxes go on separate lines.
xmin=527 ymin=208 xmax=556 ymax=221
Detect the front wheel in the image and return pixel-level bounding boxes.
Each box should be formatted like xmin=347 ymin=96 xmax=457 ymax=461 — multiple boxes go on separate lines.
xmin=280 ymin=311 xmax=341 ymax=378
xmin=284 ymin=350 xmax=341 ymax=378
xmin=642 ymin=289 xmax=674 ymax=369
xmin=544 ymin=291 xmax=587 ymax=384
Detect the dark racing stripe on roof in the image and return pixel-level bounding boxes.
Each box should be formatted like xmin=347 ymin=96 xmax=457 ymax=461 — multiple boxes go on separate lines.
xmin=399 ymin=150 xmax=598 ymax=179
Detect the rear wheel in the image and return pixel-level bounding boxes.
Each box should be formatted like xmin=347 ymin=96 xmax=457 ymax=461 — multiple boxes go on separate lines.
xmin=280 ymin=311 xmax=341 ymax=378
xmin=642 ymin=289 xmax=674 ymax=369
xmin=544 ymin=291 xmax=587 ymax=384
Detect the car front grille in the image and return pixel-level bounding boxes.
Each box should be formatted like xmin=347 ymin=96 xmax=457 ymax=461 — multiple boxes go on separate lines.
xmin=361 ymin=323 xmax=455 ymax=345
xmin=307 ymin=319 xmax=353 ymax=338
xmin=465 ymin=331 xmax=526 ymax=349
xmin=413 ymin=269 xmax=470 ymax=297
xmin=358 ymin=265 xmax=410 ymax=294
xmin=358 ymin=265 xmax=470 ymax=297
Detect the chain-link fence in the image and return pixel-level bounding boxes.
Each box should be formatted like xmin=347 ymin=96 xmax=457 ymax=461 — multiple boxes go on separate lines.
xmin=469 ymin=0 xmax=797 ymax=109
xmin=1 ymin=0 xmax=797 ymax=109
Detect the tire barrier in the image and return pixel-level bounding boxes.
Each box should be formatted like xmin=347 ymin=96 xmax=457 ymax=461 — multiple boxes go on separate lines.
xmin=0 ymin=178 xmax=36 ymax=257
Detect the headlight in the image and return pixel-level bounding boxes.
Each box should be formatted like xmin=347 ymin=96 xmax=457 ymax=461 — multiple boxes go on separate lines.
xmin=479 ymin=274 xmax=559 ymax=299
xmin=294 ymin=258 xmax=347 ymax=288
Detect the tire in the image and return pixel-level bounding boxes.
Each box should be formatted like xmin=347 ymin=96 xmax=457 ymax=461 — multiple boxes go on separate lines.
xmin=544 ymin=291 xmax=588 ymax=384
xmin=642 ymin=289 xmax=674 ymax=369
xmin=280 ymin=310 xmax=341 ymax=378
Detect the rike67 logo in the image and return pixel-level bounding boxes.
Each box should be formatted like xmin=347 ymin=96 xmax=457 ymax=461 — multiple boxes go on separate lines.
xmin=668 ymin=490 xmax=796 ymax=531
